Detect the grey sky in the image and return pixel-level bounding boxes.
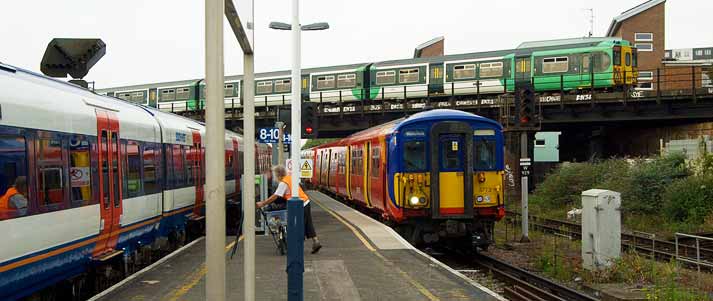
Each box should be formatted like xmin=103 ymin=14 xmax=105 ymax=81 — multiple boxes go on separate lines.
xmin=1 ymin=0 xmax=709 ymax=89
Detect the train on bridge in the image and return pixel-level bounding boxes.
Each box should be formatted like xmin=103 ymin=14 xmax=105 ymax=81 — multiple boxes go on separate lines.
xmin=0 ymin=62 xmax=272 ymax=300
xmin=98 ymin=37 xmax=637 ymax=112
xmin=303 ymin=109 xmax=506 ymax=249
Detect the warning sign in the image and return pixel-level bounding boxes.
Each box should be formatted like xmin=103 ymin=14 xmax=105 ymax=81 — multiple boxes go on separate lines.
xmin=300 ymin=160 xmax=313 ymax=179
xmin=285 ymin=159 xmax=314 ymax=179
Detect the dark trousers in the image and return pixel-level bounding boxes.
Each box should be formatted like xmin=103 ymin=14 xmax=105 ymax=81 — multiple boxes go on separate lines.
xmin=271 ymin=197 xmax=317 ymax=239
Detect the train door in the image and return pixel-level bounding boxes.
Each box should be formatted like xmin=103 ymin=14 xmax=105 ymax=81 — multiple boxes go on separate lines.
xmin=430 ymin=122 xmax=473 ymax=219
xmin=580 ymin=53 xmax=592 ymax=86
xmin=515 ymin=56 xmax=532 ymax=87
xmin=94 ymin=109 xmax=123 ymax=257
xmin=192 ymin=131 xmax=203 ymax=216
xmin=429 ymin=63 xmax=444 ymax=94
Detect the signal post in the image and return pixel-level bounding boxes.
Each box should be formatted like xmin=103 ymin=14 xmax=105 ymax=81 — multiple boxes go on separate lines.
xmin=513 ymin=84 xmax=537 ymax=243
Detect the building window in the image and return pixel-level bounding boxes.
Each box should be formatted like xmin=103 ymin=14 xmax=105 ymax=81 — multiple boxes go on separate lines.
xmin=635 ymin=43 xmax=653 ymax=52
xmin=479 ymin=62 xmax=503 ymax=78
xmin=337 ymin=74 xmax=356 ymax=88
xmin=542 ymin=57 xmax=569 ymax=73
xmin=453 ymin=64 xmax=476 ymax=80
xmin=398 ymin=68 xmax=420 ymax=83
xmin=634 ymin=32 xmax=653 ymax=42
xmin=316 ymin=75 xmax=335 ymax=89
xmin=256 ymin=81 xmax=273 ymax=94
xmin=274 ymin=79 xmax=291 ymax=93
xmin=636 ymin=82 xmax=654 ymax=91
xmin=375 ymin=70 xmax=396 ymax=85
xmin=638 ymin=71 xmax=654 ymax=81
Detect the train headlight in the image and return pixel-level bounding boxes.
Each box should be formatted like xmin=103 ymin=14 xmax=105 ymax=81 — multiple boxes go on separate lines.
xmin=409 ymin=196 xmax=420 ymax=206
xmin=476 ymin=196 xmax=484 ymax=203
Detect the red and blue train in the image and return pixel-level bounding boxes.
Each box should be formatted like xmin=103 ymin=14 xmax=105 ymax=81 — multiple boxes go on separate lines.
xmin=0 ymin=62 xmax=272 ymax=300
xmin=304 ymin=109 xmax=506 ymax=249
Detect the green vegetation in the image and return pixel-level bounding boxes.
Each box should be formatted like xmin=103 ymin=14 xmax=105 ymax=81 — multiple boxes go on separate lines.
xmin=302 ymin=138 xmax=338 ymax=149
xmin=530 ymin=153 xmax=713 ymax=235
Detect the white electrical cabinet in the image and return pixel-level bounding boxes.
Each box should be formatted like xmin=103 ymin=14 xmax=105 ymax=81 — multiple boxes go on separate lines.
xmin=581 ymin=189 xmax=621 ymax=271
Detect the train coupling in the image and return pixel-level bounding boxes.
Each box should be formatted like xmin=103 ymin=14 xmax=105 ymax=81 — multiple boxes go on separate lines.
xmin=471 ymin=233 xmax=489 ymax=249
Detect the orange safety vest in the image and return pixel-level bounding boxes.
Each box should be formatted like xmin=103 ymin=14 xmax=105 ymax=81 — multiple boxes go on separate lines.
xmin=281 ymin=175 xmax=309 ymax=203
xmin=0 ymin=187 xmax=19 ymax=209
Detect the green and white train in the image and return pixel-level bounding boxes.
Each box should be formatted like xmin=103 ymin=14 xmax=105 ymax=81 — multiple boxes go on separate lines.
xmin=99 ymin=37 xmax=637 ymax=112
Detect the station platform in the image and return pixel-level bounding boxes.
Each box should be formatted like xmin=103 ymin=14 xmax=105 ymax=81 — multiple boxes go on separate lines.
xmin=91 ymin=191 xmax=504 ymax=301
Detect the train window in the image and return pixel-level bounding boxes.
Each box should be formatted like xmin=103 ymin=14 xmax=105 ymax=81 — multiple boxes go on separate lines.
xmin=479 ymin=62 xmax=503 ymax=78
xmin=143 ymin=144 xmax=160 ymax=194
xmin=131 ymin=92 xmax=146 ymax=104
xmin=441 ymin=142 xmax=461 ymax=170
xmin=542 ymin=57 xmax=568 ymax=73
xmin=224 ymin=84 xmax=234 ymax=97
xmin=111 ymin=133 xmax=120 ymax=207
xmin=337 ymin=74 xmax=356 ymax=88
xmin=453 ymin=64 xmax=476 ymax=80
xmin=118 ymin=93 xmax=131 ymax=101
xmin=38 ymin=138 xmax=65 ymax=209
xmin=184 ymin=146 xmax=194 ymax=186
xmin=474 ymin=139 xmax=496 ymax=170
xmin=70 ymin=136 xmax=92 ymax=207
xmin=399 ymin=68 xmax=419 ymax=83
xmin=375 ymin=71 xmax=396 ymax=85
xmin=173 ymin=145 xmax=185 ymax=187
xmin=632 ymin=50 xmax=638 ymax=67
xmin=101 ymin=131 xmax=109 ymax=207
xmin=593 ymin=52 xmax=612 ymax=73
xmin=176 ymin=87 xmax=191 ymax=100
xmin=256 ymin=81 xmax=273 ymax=94
xmin=125 ymin=141 xmax=142 ymax=197
xmin=317 ymin=76 xmax=335 ymax=89
xmin=161 ymin=89 xmax=176 ymax=101
xmin=625 ymin=53 xmax=631 ymax=67
xmin=582 ymin=55 xmax=591 ymax=73
xmin=275 ymin=79 xmax=291 ymax=93
xmin=371 ymin=147 xmax=380 ymax=178
xmin=226 ymin=152 xmax=234 ymax=180
xmin=0 ymin=135 xmax=29 ymax=220
xmin=403 ymin=141 xmax=426 ymax=172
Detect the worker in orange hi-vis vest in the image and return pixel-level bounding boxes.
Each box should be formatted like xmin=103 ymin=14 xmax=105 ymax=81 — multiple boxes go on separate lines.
xmin=257 ymin=165 xmax=322 ymax=254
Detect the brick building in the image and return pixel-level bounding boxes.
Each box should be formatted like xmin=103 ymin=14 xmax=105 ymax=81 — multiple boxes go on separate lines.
xmin=413 ymin=36 xmax=444 ymax=58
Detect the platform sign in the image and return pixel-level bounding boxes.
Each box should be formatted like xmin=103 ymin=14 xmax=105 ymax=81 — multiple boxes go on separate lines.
xmin=258 ymin=127 xmax=291 ymax=144
xmin=286 ymin=159 xmax=313 ymax=179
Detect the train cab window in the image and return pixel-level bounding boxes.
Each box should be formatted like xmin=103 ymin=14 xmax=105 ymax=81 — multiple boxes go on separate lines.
xmin=143 ymin=145 xmax=160 ymax=194
xmin=479 ymin=62 xmax=503 ymax=78
xmin=613 ymin=49 xmax=621 ymax=66
xmin=70 ymin=136 xmax=93 ymax=207
xmin=403 ymin=141 xmax=426 ymax=172
xmin=441 ymin=142 xmax=461 ymax=170
xmin=474 ymin=138 xmax=496 ymax=170
xmin=632 ymin=50 xmax=638 ymax=67
xmin=275 ymin=79 xmax=291 ymax=93
xmin=317 ymin=76 xmax=335 ymax=89
xmin=38 ymin=138 xmax=65 ymax=210
xmin=542 ymin=57 xmax=568 ymax=73
xmin=256 ymin=81 xmax=273 ymax=94
xmin=161 ymin=89 xmax=176 ymax=101
xmin=375 ymin=71 xmax=396 ymax=85
xmin=124 ymin=141 xmax=142 ymax=198
xmin=399 ymin=68 xmax=419 ymax=83
xmin=453 ymin=64 xmax=476 ymax=80
xmin=0 ymin=135 xmax=29 ymax=220
xmin=337 ymin=74 xmax=356 ymax=88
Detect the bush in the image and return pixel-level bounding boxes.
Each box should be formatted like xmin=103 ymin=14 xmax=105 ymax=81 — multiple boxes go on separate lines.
xmin=662 ymin=175 xmax=713 ymax=224
xmin=619 ymin=153 xmax=688 ymax=214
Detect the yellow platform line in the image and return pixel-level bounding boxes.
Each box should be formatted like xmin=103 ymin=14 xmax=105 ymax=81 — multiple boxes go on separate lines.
xmin=313 ymin=198 xmax=440 ymax=301
xmin=165 ymin=235 xmax=243 ymax=301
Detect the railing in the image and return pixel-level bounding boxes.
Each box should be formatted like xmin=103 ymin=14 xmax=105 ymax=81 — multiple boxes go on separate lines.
xmin=152 ymin=66 xmax=712 ymax=116
xmin=675 ymin=232 xmax=713 ymax=273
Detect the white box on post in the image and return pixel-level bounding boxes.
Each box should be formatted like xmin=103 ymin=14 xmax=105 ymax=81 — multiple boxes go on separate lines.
xmin=581 ymin=189 xmax=621 ymax=271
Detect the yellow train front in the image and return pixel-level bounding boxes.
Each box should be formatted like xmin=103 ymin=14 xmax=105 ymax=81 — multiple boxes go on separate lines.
xmin=388 ymin=109 xmax=505 ymax=250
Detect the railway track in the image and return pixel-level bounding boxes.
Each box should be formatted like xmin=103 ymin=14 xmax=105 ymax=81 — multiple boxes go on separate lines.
xmin=506 ymin=211 xmax=713 ymax=270
xmin=433 ymin=249 xmax=598 ymax=301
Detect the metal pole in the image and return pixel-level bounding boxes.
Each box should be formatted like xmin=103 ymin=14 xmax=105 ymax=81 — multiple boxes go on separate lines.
xmin=288 ymin=0 xmax=305 ymax=300
xmin=243 ymin=53 xmax=256 ymax=301
xmin=205 ymin=0 xmax=226 ymax=299
xmin=520 ymin=131 xmax=530 ymax=243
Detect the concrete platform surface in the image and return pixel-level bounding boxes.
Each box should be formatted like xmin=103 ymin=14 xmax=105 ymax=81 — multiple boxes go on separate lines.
xmin=92 ymin=191 xmax=503 ymax=301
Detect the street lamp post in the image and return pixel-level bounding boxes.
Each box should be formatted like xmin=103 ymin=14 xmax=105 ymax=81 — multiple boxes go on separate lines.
xmin=269 ymin=2 xmax=328 ymax=299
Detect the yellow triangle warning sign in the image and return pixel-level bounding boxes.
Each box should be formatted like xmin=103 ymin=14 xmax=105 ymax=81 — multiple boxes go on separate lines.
xmin=301 ymin=160 xmax=311 ymax=171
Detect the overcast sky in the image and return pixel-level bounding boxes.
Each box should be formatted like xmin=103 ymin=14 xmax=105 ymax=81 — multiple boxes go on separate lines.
xmin=1 ymin=0 xmax=709 ymax=89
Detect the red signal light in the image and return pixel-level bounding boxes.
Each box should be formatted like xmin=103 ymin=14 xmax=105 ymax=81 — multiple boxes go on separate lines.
xmin=520 ymin=116 xmax=530 ymax=124
xmin=306 ymin=127 xmax=313 ymax=134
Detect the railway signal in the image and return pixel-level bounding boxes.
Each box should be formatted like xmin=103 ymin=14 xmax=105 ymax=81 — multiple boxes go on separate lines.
xmin=301 ymin=101 xmax=318 ymax=139
xmin=517 ymin=84 xmax=536 ymax=128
